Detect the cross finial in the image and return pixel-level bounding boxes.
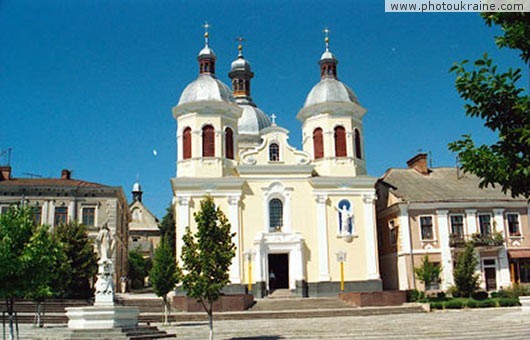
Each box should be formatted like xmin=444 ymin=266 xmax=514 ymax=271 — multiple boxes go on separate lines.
xmin=323 ymin=27 xmax=330 ymax=51
xmin=236 ymin=36 xmax=245 ymax=57
xmin=271 ymin=113 xmax=277 ymax=125
xmin=202 ymin=22 xmax=211 ymax=46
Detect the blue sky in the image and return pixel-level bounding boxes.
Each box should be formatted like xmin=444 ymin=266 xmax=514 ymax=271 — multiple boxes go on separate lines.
xmin=1 ymin=1 xmax=527 ymax=218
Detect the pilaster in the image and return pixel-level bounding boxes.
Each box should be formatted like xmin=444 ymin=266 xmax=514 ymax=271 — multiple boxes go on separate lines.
xmin=466 ymin=209 xmax=477 ymax=235
xmin=315 ymin=194 xmax=330 ymax=281
xmin=175 ymin=195 xmax=190 ymax=261
xmin=436 ymin=210 xmax=453 ymax=289
xmin=363 ymin=193 xmax=379 ymax=280
xmin=227 ymin=195 xmax=241 ymax=284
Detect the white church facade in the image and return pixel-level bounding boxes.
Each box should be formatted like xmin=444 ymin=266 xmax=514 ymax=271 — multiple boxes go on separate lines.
xmin=171 ymin=30 xmax=381 ymax=297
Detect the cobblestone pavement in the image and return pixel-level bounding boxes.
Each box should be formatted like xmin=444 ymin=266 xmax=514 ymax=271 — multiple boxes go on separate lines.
xmin=158 ymin=308 xmax=529 ymax=339
xmin=15 ymin=308 xmax=530 ymax=339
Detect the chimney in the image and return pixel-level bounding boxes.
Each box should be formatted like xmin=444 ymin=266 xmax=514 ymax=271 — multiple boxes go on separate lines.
xmin=0 ymin=166 xmax=12 ymax=181
xmin=407 ymin=153 xmax=430 ymax=175
xmin=61 ymin=169 xmax=71 ymax=180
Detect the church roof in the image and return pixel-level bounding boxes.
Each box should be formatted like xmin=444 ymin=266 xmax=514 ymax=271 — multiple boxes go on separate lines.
xmin=303 ymin=78 xmax=359 ymax=108
xmin=0 ymin=177 xmax=106 ymax=188
xmin=238 ymin=103 xmax=271 ymax=136
xmin=178 ymin=74 xmax=235 ymax=106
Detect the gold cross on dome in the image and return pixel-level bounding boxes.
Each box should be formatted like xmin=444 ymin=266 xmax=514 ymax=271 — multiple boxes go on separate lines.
xmin=202 ymin=22 xmax=211 ymax=45
xmin=322 ymin=27 xmax=330 ymax=51
xmin=236 ymin=36 xmax=245 ymax=55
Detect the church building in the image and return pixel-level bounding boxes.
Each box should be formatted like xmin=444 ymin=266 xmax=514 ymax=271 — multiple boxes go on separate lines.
xmin=171 ymin=29 xmax=381 ymax=297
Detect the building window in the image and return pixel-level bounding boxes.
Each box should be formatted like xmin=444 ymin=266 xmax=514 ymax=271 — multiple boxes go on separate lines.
xmin=54 ymin=207 xmax=68 ymax=226
xmin=354 ymin=128 xmax=362 ymax=159
xmin=426 ymin=262 xmax=441 ymax=290
xmin=450 ymin=215 xmax=464 ymax=239
xmin=0 ymin=206 xmax=10 ymax=215
xmin=507 ymin=213 xmax=521 ymax=237
xmin=82 ymin=207 xmax=96 ymax=227
xmin=202 ymin=125 xmax=215 ymax=157
xmin=33 ymin=206 xmax=42 ymax=226
xmin=269 ymin=143 xmax=280 ymax=162
xmin=478 ymin=214 xmax=492 ymax=236
xmin=334 ymin=126 xmax=347 ymax=157
xmin=183 ymin=127 xmax=192 ymax=160
xmin=225 ymin=127 xmax=234 ymax=160
xmin=389 ymin=220 xmax=397 ymax=245
xmin=420 ymin=216 xmax=434 ymax=240
xmin=269 ymin=198 xmax=283 ymax=231
xmin=313 ymin=128 xmax=324 ymax=159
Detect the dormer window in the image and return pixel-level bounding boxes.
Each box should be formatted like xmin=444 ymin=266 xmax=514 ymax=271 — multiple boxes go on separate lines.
xmin=269 ymin=143 xmax=280 ymax=162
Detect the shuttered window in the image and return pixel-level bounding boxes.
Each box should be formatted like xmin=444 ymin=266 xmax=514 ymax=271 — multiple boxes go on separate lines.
xmin=225 ymin=127 xmax=234 ymax=160
xmin=313 ymin=128 xmax=324 ymax=159
xmin=354 ymin=129 xmax=362 ymax=159
xmin=202 ymin=125 xmax=215 ymax=157
xmin=334 ymin=126 xmax=347 ymax=157
xmin=183 ymin=127 xmax=192 ymax=159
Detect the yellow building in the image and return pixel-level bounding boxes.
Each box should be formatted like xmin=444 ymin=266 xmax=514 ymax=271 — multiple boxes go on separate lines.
xmin=171 ymin=31 xmax=381 ymax=297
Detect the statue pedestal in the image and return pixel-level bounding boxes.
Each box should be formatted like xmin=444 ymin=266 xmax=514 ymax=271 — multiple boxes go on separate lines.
xmin=66 ymin=305 xmax=140 ymax=329
xmin=66 ymin=258 xmax=139 ymax=329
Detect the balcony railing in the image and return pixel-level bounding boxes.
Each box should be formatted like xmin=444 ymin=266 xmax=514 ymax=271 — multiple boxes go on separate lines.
xmin=449 ymin=232 xmax=504 ymax=248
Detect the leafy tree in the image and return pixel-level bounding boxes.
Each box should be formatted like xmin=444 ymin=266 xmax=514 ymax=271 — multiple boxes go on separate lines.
xmin=159 ymin=203 xmax=176 ymax=258
xmin=414 ymin=255 xmax=442 ymax=293
xmin=449 ymin=13 xmax=530 ymax=199
xmin=453 ymin=242 xmax=480 ymax=298
xmin=51 ymin=222 xmax=97 ymax=299
xmin=181 ymin=196 xmax=235 ymax=340
xmin=150 ymin=239 xmax=180 ymax=325
xmin=0 ymin=206 xmax=60 ymax=337
xmin=128 ymin=248 xmax=150 ymax=289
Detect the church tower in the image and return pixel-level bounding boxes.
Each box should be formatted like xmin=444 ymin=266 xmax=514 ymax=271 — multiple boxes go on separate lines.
xmin=228 ymin=39 xmax=271 ymax=149
xmin=172 ymin=25 xmax=242 ymax=178
xmin=297 ymin=31 xmax=367 ymax=177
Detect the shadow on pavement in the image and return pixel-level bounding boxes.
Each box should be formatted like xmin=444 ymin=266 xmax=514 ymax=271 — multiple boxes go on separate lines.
xmin=229 ymin=337 xmax=283 ymax=340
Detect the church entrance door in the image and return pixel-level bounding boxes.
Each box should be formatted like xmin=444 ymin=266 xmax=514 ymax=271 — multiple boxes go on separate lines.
xmin=268 ymin=253 xmax=289 ymax=291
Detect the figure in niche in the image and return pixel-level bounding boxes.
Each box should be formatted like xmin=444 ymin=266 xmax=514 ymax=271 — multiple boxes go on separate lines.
xmin=335 ymin=200 xmax=354 ymax=236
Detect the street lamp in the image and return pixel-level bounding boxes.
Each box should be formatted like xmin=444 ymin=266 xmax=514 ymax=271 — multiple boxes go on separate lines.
xmin=244 ymin=249 xmax=256 ymax=293
xmin=336 ymin=250 xmax=347 ymax=292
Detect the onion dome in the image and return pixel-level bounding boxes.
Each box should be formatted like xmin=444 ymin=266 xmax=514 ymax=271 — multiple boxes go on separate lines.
xmin=302 ymin=30 xmax=359 ymax=108
xmin=228 ymin=39 xmax=271 ymax=139
xmin=176 ymin=23 xmax=236 ymax=108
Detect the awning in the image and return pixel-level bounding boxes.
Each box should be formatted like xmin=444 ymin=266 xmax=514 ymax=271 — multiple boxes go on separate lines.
xmin=508 ymin=249 xmax=530 ymax=259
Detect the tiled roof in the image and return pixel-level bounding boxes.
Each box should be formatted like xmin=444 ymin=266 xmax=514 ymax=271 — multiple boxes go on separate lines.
xmin=0 ymin=178 xmax=106 ymax=188
xmin=380 ymin=167 xmax=522 ymax=203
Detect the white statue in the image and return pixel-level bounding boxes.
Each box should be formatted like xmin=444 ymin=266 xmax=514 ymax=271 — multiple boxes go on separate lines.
xmin=96 ymin=221 xmax=115 ymax=262
xmin=335 ymin=204 xmax=354 ymax=235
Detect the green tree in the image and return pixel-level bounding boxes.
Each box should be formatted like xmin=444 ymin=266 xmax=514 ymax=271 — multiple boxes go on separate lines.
xmin=0 ymin=206 xmax=60 ymax=337
xmin=150 ymin=239 xmax=180 ymax=325
xmin=159 ymin=203 xmax=176 ymax=258
xmin=414 ymin=255 xmax=442 ymax=293
xmin=51 ymin=222 xmax=98 ymax=299
xmin=128 ymin=249 xmax=150 ymax=289
xmin=181 ymin=196 xmax=235 ymax=340
xmin=453 ymin=242 xmax=480 ymax=298
xmin=449 ymin=13 xmax=530 ymax=199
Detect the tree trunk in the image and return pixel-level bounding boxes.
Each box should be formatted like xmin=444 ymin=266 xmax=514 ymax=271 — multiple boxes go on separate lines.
xmin=208 ymin=304 xmax=213 ymax=340
xmin=35 ymin=301 xmax=43 ymax=328
xmin=163 ymin=296 xmax=168 ymax=325
xmin=6 ymin=298 xmax=15 ymax=340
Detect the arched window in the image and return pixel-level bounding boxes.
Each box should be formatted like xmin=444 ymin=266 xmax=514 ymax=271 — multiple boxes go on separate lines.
xmin=183 ymin=127 xmax=192 ymax=160
xmin=334 ymin=126 xmax=347 ymax=157
xmin=269 ymin=143 xmax=280 ymax=161
xmin=202 ymin=125 xmax=215 ymax=157
xmin=269 ymin=198 xmax=283 ymax=231
xmin=313 ymin=128 xmax=324 ymax=159
xmin=225 ymin=127 xmax=234 ymax=160
xmin=354 ymin=129 xmax=362 ymax=159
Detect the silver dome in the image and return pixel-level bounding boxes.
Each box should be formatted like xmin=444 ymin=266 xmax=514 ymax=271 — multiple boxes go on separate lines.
xmin=198 ymin=46 xmax=216 ymax=58
xmin=178 ymin=74 xmax=235 ymax=106
xmin=231 ymin=57 xmax=251 ymax=71
xmin=320 ymin=50 xmax=337 ymax=61
xmin=237 ymin=103 xmax=271 ymax=135
xmin=132 ymin=181 xmax=142 ymax=192
xmin=303 ymin=78 xmax=359 ymax=108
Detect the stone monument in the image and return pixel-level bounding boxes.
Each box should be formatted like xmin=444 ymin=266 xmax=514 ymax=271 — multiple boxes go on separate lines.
xmin=66 ymin=221 xmax=139 ymax=329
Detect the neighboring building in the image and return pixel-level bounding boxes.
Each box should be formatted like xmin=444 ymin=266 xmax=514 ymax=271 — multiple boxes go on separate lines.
xmin=171 ymin=32 xmax=381 ymax=298
xmin=0 ymin=166 xmax=130 ymax=281
xmin=128 ymin=180 xmax=160 ymax=259
xmin=376 ymin=153 xmax=530 ymax=292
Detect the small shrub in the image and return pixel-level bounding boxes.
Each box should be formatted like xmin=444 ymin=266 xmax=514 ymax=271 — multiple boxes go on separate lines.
xmin=444 ymin=299 xmax=464 ymax=309
xmin=490 ymin=291 xmax=500 ymax=298
xmin=466 ymin=299 xmax=478 ymax=308
xmin=407 ymin=289 xmax=425 ymax=302
xmin=471 ymin=290 xmax=488 ymax=301
xmin=498 ymin=298 xmax=521 ymax=307
xmin=437 ymin=292 xmax=446 ymax=300
xmin=430 ymin=301 xmax=444 ymax=309
xmin=476 ymin=299 xmax=496 ymax=308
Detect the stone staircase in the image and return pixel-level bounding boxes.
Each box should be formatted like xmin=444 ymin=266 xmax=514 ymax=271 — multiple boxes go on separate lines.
xmin=0 ymin=299 xmax=91 ymax=324
xmin=27 ymin=325 xmax=175 ymax=339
